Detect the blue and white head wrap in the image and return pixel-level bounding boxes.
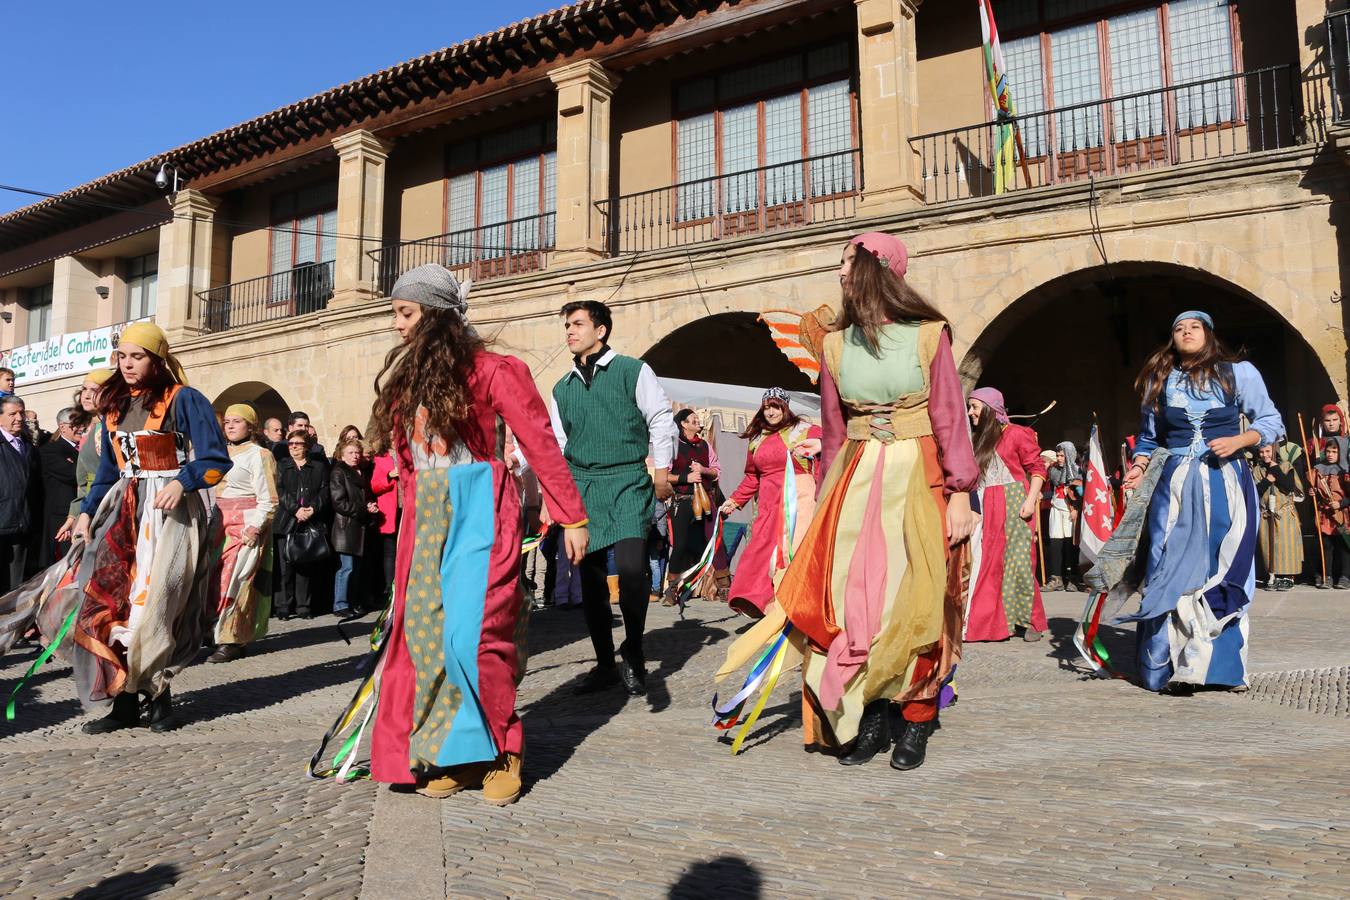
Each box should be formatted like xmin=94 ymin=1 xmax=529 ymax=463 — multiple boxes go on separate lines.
xmin=1172 ymin=310 xmax=1214 ymax=330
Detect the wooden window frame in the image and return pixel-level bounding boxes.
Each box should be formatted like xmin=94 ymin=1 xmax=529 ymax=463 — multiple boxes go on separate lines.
xmin=266 ymin=182 xmax=338 ymax=308
xmin=440 ymin=123 xmax=557 ymax=280
xmin=996 ymin=1 xmax=1244 ymax=180
xmin=669 ymin=39 xmax=861 ymax=233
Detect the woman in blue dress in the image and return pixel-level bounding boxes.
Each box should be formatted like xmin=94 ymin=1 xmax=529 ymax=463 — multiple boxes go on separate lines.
xmin=1120 ymin=311 xmax=1283 ymax=694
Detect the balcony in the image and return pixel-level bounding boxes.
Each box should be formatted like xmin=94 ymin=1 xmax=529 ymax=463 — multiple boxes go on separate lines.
xmin=1329 ymin=11 xmax=1350 ymax=124
xmin=911 ymin=65 xmax=1313 ymax=206
xmin=198 ymin=260 xmax=333 ymax=334
xmin=373 ymin=213 xmax=555 ymax=296
xmin=597 ymin=149 xmax=861 ymax=256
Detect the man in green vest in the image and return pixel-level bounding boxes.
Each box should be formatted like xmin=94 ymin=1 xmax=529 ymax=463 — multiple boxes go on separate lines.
xmin=550 ymin=300 xmax=675 ymax=697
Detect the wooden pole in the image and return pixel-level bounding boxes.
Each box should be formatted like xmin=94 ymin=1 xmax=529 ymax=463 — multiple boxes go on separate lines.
xmin=1298 ymin=412 xmax=1327 ymax=584
xmin=1035 ymin=498 xmax=1047 ymax=586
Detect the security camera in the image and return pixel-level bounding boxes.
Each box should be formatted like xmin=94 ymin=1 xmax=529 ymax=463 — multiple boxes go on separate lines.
xmin=155 ymin=164 xmax=170 ymax=190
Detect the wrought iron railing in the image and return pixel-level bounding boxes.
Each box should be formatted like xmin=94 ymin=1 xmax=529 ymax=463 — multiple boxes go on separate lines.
xmin=912 ymin=65 xmax=1311 ymax=205
xmin=372 ymin=213 xmax=555 ymax=296
xmin=597 ymin=149 xmax=861 ymax=255
xmin=1328 ymin=11 xmax=1350 ymax=123
xmin=198 ymin=260 xmax=334 ymax=334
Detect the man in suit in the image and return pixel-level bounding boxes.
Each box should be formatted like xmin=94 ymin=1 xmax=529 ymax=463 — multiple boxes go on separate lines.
xmin=0 ymin=396 xmax=40 ymax=593
xmin=271 ymin=411 xmax=327 ymax=463
xmin=36 ymin=407 xmax=81 ymax=567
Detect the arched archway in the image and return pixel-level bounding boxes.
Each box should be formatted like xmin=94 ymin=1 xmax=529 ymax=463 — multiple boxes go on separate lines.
xmin=212 ymin=381 xmax=292 ymax=426
xmin=963 ymin=262 xmax=1338 ymax=449
xmin=641 ymin=311 xmax=815 ymax=392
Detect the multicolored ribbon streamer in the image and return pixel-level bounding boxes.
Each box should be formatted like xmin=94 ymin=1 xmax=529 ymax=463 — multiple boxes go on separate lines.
xmin=1073 ymin=590 xmax=1124 ymax=678
xmin=308 ymin=617 xmax=390 ymax=781
xmin=5 ymin=604 xmax=78 ymax=722
xmin=520 ymin=526 xmax=550 ymax=555
xmin=674 ymin=515 xmax=725 ymax=607
xmin=711 ymin=624 xmax=794 ymax=754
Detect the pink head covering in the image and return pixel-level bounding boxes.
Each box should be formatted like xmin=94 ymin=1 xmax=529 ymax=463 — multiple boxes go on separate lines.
xmin=850 ymin=232 xmax=908 ymax=278
xmin=969 ymin=387 xmax=1009 ymax=424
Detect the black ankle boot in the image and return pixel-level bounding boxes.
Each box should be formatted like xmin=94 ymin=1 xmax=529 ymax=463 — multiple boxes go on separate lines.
xmin=839 ymin=700 xmax=891 ymax=766
xmin=147 ymin=688 xmax=178 ymax=733
xmin=890 ymin=718 xmax=936 ymax=771
xmin=81 ymin=692 xmax=141 ymax=734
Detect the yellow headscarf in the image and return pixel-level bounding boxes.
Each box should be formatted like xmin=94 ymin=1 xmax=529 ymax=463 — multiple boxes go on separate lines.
xmin=84 ymin=368 xmax=114 ymax=386
xmin=117 ymin=322 xmax=189 ymax=385
xmin=223 ymin=403 xmax=259 ymax=427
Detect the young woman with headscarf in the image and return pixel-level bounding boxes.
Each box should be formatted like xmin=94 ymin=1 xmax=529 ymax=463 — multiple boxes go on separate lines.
xmin=1044 ymin=441 xmax=1083 ymax=592
xmin=349 ymin=264 xmax=587 ymax=807
xmin=1118 ymin=311 xmax=1284 ymax=694
xmin=0 ymin=323 xmax=231 ymax=732
xmin=208 ymin=403 xmax=279 ymax=663
xmin=1252 ymin=441 xmax=1304 ymax=592
xmin=964 ymin=387 xmax=1049 ymax=642
xmin=1312 ymin=437 xmax=1350 ymax=589
xmin=718 ymin=232 xmax=978 ymax=772
xmin=717 ymin=388 xmax=822 ymax=619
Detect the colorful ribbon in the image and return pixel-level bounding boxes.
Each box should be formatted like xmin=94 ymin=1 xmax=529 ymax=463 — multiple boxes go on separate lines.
xmin=1073 ymin=591 xmax=1124 ymax=678
xmin=711 ymin=624 xmax=794 ymax=754
xmin=308 ymin=614 xmax=390 ymax=781
xmin=5 ymin=604 xmax=79 ymax=722
xmin=521 ymin=526 xmax=550 ymax=555
xmin=674 ymin=515 xmax=725 ymax=608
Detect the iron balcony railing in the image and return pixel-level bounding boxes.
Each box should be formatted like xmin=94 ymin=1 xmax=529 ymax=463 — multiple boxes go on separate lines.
xmin=372 ymin=213 xmax=556 ymax=296
xmin=912 ymin=65 xmax=1311 ymax=205
xmin=1328 ymin=11 xmax=1350 ymax=123
xmin=597 ymin=148 xmax=861 ymax=255
xmin=198 ymin=261 xmax=334 ymax=334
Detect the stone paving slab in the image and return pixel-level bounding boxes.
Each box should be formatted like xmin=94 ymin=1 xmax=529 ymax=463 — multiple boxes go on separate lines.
xmin=2 ymin=587 xmax=1348 ymax=898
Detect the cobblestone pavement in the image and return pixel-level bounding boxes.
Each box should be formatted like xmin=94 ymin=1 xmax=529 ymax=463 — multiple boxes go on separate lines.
xmin=2 ymin=587 xmax=1347 ymax=898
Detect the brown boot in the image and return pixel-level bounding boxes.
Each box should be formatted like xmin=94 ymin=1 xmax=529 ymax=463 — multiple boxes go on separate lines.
xmin=661 ymin=575 xmax=681 ymax=607
xmin=607 ymin=575 xmax=620 ymax=604
xmin=416 ymin=763 xmax=486 ymax=799
xmin=481 ymin=752 xmax=523 ymax=806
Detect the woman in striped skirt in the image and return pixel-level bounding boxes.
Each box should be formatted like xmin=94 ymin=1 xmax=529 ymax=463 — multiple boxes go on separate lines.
xmin=1252 ymin=442 xmax=1304 ymax=591
xmin=1120 ymin=311 xmax=1283 ymax=694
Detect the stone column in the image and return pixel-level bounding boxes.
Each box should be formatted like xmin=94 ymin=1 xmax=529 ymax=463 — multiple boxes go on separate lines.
xmin=332 ymin=130 xmax=392 ymax=305
xmin=50 ymin=255 xmax=102 ymax=336
xmin=854 ymin=0 xmax=924 ymax=211
xmin=157 ymin=189 xmax=219 ymax=342
xmin=549 ymin=60 xmax=618 ymax=264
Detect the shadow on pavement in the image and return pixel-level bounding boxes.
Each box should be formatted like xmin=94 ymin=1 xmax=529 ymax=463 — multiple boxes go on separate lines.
xmin=519 ymin=613 xmax=731 ymax=791
xmin=70 ymin=863 xmax=179 ymax=899
xmin=668 ymin=856 xmax=763 ymax=899
xmin=1046 ymin=612 xmax=1139 ymax=679
xmin=175 ymin=656 xmax=363 ymax=727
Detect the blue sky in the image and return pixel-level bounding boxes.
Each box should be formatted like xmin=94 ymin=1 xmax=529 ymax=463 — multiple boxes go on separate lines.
xmin=0 ymin=1 xmax=562 ymax=214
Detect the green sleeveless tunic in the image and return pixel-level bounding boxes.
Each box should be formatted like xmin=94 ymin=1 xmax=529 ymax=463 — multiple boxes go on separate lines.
xmin=552 ymin=354 xmax=655 ymax=551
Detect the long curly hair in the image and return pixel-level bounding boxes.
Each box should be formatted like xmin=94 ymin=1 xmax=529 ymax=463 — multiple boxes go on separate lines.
xmin=739 ymin=398 xmax=801 ymax=442
xmin=369 ymin=306 xmax=486 ymax=453
xmin=836 ymin=243 xmax=946 ymax=355
xmin=1134 ymin=322 xmax=1242 ymax=409
xmin=970 ymin=407 xmax=1004 ymax=479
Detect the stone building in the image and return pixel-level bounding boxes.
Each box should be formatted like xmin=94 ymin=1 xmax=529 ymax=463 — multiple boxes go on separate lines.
xmin=1 ymin=0 xmax=1346 ymax=449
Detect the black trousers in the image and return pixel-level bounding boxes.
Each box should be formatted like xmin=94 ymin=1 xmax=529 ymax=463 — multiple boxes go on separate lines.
xmin=276 ymin=554 xmax=317 ymax=616
xmin=580 ymin=537 xmax=649 ymax=669
xmin=0 ymin=534 xmax=28 ymax=595
xmin=668 ymin=497 xmax=707 ymax=574
xmin=1321 ymin=533 xmax=1350 ymax=582
xmin=1045 ymin=537 xmax=1081 ymax=585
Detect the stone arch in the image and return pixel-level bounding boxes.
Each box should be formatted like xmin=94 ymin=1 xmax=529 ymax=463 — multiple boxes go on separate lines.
xmin=958 ymin=258 xmax=1339 ymax=447
xmin=955 ymin=234 xmax=1342 ymax=393
xmin=640 ymin=311 xmax=815 ymax=391
xmin=212 ymin=381 xmax=292 ymax=426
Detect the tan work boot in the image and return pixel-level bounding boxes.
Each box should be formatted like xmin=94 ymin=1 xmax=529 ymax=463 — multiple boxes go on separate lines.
xmin=481 ymin=752 xmax=523 ymax=806
xmin=416 ymin=763 xmax=486 ymax=799
xmin=607 ymin=574 xmax=620 ymax=604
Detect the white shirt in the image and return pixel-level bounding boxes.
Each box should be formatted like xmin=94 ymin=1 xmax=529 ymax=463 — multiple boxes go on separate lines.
xmin=549 ymin=347 xmax=677 ymax=469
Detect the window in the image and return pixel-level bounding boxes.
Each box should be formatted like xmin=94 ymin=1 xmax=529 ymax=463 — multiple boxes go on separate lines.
xmin=994 ymin=1 xmax=1240 ymax=155
xmin=673 ymin=40 xmax=857 ymax=223
xmin=444 ymin=122 xmax=557 ymax=267
xmin=269 ymin=182 xmax=337 ymax=305
xmin=125 ymin=252 xmax=158 ymax=321
xmin=25 ymin=284 xmax=52 ymax=344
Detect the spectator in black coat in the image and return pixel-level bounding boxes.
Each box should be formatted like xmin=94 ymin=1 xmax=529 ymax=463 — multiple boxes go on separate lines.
xmin=36 ymin=407 xmax=81 ymax=567
xmin=330 ymin=439 xmax=376 ymax=616
xmin=0 ymin=396 xmax=40 ymax=593
xmin=273 ymin=429 xmax=331 ymax=619
xmin=272 ymin=411 xmax=327 ymax=464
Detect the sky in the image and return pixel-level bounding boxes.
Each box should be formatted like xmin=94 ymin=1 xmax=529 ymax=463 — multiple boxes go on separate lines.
xmin=0 ymin=0 xmax=563 ymax=215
